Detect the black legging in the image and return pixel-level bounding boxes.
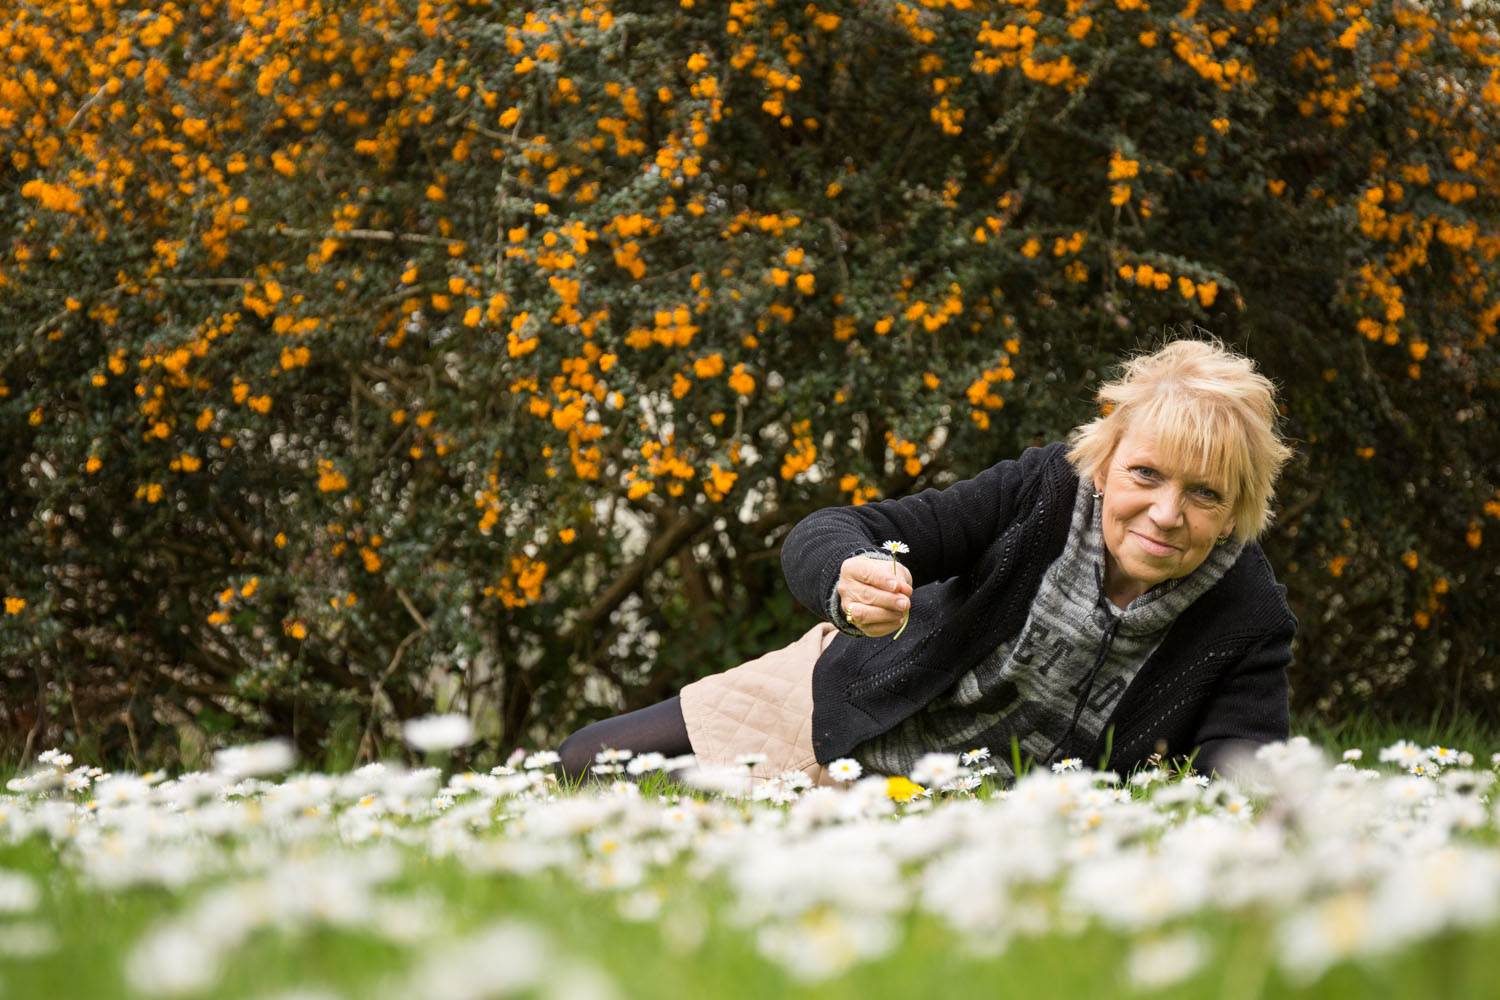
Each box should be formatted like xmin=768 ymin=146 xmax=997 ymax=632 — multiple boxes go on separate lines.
xmin=557 ymin=695 xmax=693 ymax=782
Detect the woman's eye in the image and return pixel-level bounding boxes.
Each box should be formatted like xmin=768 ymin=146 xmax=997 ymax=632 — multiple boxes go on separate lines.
xmin=1194 ymin=487 xmax=1223 ymax=503
xmin=1130 ymin=466 xmax=1158 ymax=479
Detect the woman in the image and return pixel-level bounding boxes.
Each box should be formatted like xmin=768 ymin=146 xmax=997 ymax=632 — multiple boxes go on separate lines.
xmin=559 ymin=339 xmax=1296 ymax=784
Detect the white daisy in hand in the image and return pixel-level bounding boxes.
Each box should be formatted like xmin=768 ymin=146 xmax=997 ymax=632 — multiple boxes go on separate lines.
xmin=881 ymin=540 xmax=911 ymax=638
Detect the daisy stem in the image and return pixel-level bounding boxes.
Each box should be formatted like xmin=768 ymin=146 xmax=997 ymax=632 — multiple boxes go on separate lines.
xmin=892 ymin=608 xmax=909 ymax=639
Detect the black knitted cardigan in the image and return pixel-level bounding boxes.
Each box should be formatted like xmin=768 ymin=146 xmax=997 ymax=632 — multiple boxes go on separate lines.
xmin=780 ymin=443 xmax=1297 ymax=778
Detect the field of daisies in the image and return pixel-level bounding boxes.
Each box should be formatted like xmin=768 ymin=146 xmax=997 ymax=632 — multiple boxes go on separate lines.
xmin=3 ymin=721 xmax=1500 ymax=1000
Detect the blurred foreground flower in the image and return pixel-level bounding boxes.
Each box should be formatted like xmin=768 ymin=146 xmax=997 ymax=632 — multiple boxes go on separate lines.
xmin=212 ymin=738 xmax=296 ymax=778
xmin=5 ymin=734 xmax=1500 ymax=993
xmin=1125 ymin=931 xmax=1209 ymax=991
xmin=403 ymin=713 xmax=476 ymax=753
xmin=885 ymin=776 xmax=925 ymax=802
xmin=0 ymin=871 xmax=41 ymax=914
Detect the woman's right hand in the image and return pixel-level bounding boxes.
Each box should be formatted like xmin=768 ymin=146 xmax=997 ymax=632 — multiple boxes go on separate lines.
xmin=836 ymin=556 xmax=913 ymax=637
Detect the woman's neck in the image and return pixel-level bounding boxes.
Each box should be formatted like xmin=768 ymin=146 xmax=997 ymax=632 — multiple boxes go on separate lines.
xmin=1102 ymin=552 xmax=1150 ymax=610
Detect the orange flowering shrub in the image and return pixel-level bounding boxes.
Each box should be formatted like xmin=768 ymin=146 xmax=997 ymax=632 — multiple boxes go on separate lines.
xmin=2 ymin=0 xmax=1497 ymax=760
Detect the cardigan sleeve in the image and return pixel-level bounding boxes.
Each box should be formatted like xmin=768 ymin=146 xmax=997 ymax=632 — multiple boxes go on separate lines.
xmin=780 ymin=443 xmax=1067 ymax=623
xmin=1189 ymin=611 xmax=1296 ymax=778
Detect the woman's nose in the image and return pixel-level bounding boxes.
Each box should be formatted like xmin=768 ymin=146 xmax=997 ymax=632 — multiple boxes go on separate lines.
xmin=1149 ymin=488 xmax=1186 ymax=526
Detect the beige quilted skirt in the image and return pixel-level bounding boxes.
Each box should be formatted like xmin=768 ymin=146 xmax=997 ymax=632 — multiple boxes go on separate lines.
xmin=679 ymin=622 xmax=839 ymax=786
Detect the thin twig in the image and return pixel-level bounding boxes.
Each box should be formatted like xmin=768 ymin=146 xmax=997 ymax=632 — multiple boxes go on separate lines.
xmin=357 ymin=625 xmax=427 ymax=762
xmin=26 ymin=308 xmax=69 ymax=342
xmin=20 ymin=662 xmax=46 ymax=770
xmin=64 ymin=82 xmax=110 ymax=133
xmin=146 ymin=277 xmax=256 ymax=288
xmin=267 ymin=225 xmax=464 ymax=248
xmin=396 ymin=588 xmax=429 ymax=631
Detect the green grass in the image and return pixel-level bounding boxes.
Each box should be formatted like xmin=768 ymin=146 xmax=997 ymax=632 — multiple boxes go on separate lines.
xmin=4 ymin=837 xmax=1500 ymax=1000
xmin=1291 ymin=707 xmax=1500 ymax=761
xmin=4 ymin=720 xmax=1500 ymax=1000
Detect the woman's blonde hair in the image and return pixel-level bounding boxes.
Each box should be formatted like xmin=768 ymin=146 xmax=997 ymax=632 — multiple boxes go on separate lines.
xmin=1066 ymin=338 xmax=1292 ymax=542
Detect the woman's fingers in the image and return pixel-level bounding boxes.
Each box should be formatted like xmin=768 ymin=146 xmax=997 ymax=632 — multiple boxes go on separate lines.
xmin=840 ymin=556 xmax=913 ymax=596
xmin=843 ymin=589 xmax=910 ymax=617
xmin=838 ymin=587 xmax=903 ymax=620
xmin=838 ymin=555 xmax=913 ymax=633
xmin=843 ymin=600 xmax=902 ymax=636
xmin=842 ymin=598 xmax=900 ymax=625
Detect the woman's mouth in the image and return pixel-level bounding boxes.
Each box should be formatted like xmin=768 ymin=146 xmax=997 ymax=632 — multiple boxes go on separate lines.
xmin=1132 ymin=532 xmax=1178 ymax=557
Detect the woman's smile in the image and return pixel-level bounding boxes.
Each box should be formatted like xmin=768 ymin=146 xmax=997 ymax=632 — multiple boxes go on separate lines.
xmin=1130 ymin=530 xmax=1179 ymax=557
xmin=1096 ymin=426 xmax=1237 ymax=606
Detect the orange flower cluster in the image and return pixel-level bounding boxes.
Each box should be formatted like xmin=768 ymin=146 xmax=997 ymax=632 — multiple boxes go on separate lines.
xmin=207 ymin=576 xmax=261 ymax=627
xmin=486 ymin=555 xmax=549 ymax=609
xmin=625 ymin=306 xmax=699 ymax=351
xmin=779 ymin=420 xmax=817 ymax=481
xmin=623 ymin=438 xmax=702 ymax=500
xmin=964 ymin=353 xmax=1015 ymax=431
xmin=2 ymin=0 xmax=1495 ymax=663
xmin=316 ymin=460 xmax=348 ymax=493
xmin=885 ymin=432 xmax=924 ymax=479
xmin=701 ymin=462 xmax=739 ymax=503
xmin=837 ymin=474 xmax=880 ymax=506
xmin=903 ymin=289 xmax=965 ymax=333
xmin=1116 ymin=264 xmax=1219 ymax=308
xmin=1413 ymin=575 xmax=1451 ymax=630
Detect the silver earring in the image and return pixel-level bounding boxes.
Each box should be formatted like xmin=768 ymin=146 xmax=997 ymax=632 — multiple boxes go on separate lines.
xmin=1091 ymin=491 xmax=1102 ymax=501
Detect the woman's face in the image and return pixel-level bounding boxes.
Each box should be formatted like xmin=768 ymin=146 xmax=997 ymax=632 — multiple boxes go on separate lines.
xmin=1094 ymin=425 xmax=1237 ymax=604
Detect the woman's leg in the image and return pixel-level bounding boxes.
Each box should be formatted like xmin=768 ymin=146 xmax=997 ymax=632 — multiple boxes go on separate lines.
xmin=557 ymin=695 xmax=692 ymax=782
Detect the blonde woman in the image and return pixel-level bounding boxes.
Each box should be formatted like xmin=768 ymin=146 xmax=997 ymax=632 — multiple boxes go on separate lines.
xmin=561 ymin=338 xmax=1295 ymax=784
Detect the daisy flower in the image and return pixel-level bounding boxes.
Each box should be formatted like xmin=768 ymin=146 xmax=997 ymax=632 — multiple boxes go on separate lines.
xmin=213 ymin=738 xmax=297 ymax=778
xmin=881 ymin=540 xmax=911 ymax=638
xmin=594 ymin=747 xmax=634 ymax=764
xmin=1125 ymin=931 xmax=1208 ymax=991
xmin=827 ymin=758 xmax=863 ymax=782
xmin=626 ymin=752 xmax=668 ymax=775
xmin=1379 ymin=739 xmax=1426 ymax=767
xmin=1427 ymin=746 xmax=1463 ymax=768
xmin=910 ymin=752 xmax=962 ymax=787
xmin=401 ymin=714 xmax=476 ymax=753
xmin=38 ymin=749 xmax=73 ymax=768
